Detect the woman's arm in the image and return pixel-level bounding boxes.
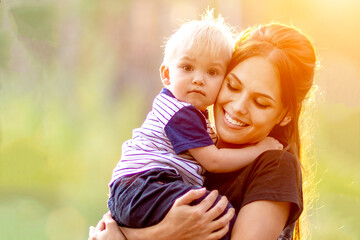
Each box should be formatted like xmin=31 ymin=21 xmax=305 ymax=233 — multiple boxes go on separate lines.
xmin=231 ymin=200 xmax=291 ymax=240
xmin=90 ymin=188 xmax=235 ymax=240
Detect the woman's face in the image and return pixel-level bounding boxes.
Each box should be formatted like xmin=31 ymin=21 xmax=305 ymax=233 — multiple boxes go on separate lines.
xmin=214 ymin=56 xmax=287 ymax=146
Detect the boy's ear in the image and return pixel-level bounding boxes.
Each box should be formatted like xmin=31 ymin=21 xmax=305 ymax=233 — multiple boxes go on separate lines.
xmin=160 ymin=65 xmax=170 ymax=85
xmin=279 ymin=111 xmax=292 ymax=126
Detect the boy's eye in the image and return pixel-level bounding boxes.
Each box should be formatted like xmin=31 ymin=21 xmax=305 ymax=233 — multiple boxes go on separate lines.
xmin=182 ymin=65 xmax=193 ymax=71
xmin=208 ymin=69 xmax=218 ymax=76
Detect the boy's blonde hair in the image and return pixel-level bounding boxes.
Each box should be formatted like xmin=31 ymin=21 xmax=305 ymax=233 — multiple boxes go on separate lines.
xmin=162 ymin=9 xmax=234 ymax=66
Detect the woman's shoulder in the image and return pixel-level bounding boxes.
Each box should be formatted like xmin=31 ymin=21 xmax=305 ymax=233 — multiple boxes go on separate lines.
xmin=259 ymin=150 xmax=296 ymax=161
xmin=255 ymin=150 xmax=300 ymax=173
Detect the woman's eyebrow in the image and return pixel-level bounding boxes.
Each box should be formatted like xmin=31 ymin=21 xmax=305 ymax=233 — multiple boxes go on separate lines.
xmin=229 ymin=73 xmax=277 ymax=103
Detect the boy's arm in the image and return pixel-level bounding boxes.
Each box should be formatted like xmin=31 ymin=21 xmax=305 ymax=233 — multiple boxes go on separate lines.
xmin=188 ymin=137 xmax=283 ymax=173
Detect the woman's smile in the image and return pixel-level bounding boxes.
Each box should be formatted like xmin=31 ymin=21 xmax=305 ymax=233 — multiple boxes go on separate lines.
xmin=214 ymin=56 xmax=286 ymax=146
xmin=224 ymin=111 xmax=248 ymax=128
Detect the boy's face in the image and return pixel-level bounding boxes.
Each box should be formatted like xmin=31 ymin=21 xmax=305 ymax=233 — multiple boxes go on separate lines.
xmin=160 ymin=46 xmax=228 ymax=112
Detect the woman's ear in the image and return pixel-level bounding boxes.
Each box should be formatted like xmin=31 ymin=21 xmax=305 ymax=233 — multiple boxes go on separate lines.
xmin=279 ymin=111 xmax=292 ymax=126
xmin=160 ymin=65 xmax=170 ymax=85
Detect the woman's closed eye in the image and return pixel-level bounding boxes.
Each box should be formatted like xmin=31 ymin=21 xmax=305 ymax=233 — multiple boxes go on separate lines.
xmin=254 ymin=98 xmax=271 ymax=108
xmin=226 ymin=78 xmax=241 ymax=91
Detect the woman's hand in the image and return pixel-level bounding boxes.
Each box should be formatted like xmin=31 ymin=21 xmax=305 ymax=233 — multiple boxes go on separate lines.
xmin=162 ymin=188 xmax=235 ymax=240
xmin=120 ymin=188 xmax=235 ymax=240
xmin=88 ymin=212 xmax=125 ymax=240
xmin=90 ymin=188 xmax=234 ymax=240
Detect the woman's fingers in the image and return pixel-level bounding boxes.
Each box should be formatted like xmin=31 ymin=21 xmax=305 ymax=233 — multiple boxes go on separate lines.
xmin=206 ymin=207 xmax=235 ymax=240
xmin=211 ymin=207 xmax=235 ymax=230
xmin=209 ymin=223 xmax=230 ymax=240
xmin=104 ymin=217 xmax=120 ymax=231
xmin=173 ymin=187 xmax=207 ymax=206
xmin=193 ymin=190 xmax=219 ymax=213
xmin=95 ymin=216 xmax=106 ymax=231
xmin=178 ymin=189 xmax=230 ymax=223
xmin=174 ymin=189 xmax=222 ymax=217
xmin=103 ymin=212 xmax=116 ymax=225
xmin=89 ymin=226 xmax=96 ymax=240
xmin=89 ymin=213 xmax=126 ymax=240
xmin=153 ymin=189 xmax=234 ymax=240
xmin=205 ymin=195 xmax=228 ymax=220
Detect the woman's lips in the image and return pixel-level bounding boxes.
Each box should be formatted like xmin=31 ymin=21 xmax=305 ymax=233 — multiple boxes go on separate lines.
xmin=224 ymin=111 xmax=248 ymax=128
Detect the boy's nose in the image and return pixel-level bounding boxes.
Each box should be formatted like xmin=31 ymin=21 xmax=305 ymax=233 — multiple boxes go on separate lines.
xmin=192 ymin=73 xmax=205 ymax=86
xmin=192 ymin=79 xmax=204 ymax=85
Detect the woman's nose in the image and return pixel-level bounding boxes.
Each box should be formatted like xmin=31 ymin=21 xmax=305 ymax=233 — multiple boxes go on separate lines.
xmin=232 ymin=93 xmax=249 ymax=115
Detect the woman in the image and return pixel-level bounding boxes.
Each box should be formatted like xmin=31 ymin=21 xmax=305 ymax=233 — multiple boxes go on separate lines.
xmin=90 ymin=23 xmax=317 ymax=240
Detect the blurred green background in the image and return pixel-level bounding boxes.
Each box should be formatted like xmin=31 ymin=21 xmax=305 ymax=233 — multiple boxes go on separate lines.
xmin=0 ymin=0 xmax=359 ymax=239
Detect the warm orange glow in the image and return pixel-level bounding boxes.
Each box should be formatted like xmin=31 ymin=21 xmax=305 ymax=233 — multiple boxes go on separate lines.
xmin=0 ymin=0 xmax=359 ymax=239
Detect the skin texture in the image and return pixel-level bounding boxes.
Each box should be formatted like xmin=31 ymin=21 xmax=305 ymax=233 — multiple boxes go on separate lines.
xmin=214 ymin=56 xmax=291 ymax=147
xmin=231 ymin=200 xmax=290 ymax=240
xmin=89 ymin=213 xmax=126 ymax=240
xmin=160 ymin=45 xmax=227 ymax=112
xmin=189 ymin=136 xmax=282 ymax=173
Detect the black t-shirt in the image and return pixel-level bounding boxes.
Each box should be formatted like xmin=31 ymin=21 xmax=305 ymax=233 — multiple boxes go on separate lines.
xmin=204 ymin=150 xmax=303 ymax=228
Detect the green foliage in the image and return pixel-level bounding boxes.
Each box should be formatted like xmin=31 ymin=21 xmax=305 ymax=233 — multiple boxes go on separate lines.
xmin=0 ymin=31 xmax=11 ymax=68
xmin=309 ymin=105 xmax=360 ymax=239
xmin=1 ymin=2 xmax=146 ymax=239
xmin=0 ymin=73 xmax=146 ymax=239
xmin=10 ymin=4 xmax=57 ymax=42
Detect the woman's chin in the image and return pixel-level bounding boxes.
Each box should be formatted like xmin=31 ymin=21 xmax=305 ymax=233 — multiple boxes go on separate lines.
xmin=217 ymin=135 xmax=254 ymax=148
xmin=216 ymin=123 xmax=250 ymax=146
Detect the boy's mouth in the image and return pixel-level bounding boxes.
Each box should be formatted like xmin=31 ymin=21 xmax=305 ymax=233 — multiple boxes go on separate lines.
xmin=188 ymin=89 xmax=205 ymax=96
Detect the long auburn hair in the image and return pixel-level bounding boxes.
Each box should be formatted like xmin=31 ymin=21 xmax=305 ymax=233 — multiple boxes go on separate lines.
xmin=226 ymin=24 xmax=317 ymax=240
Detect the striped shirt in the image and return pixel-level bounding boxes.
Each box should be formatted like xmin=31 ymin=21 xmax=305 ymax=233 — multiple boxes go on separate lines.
xmin=110 ymin=88 xmax=217 ymax=187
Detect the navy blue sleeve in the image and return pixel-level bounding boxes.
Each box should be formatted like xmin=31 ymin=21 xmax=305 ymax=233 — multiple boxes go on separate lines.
xmin=165 ymin=106 xmax=214 ymax=154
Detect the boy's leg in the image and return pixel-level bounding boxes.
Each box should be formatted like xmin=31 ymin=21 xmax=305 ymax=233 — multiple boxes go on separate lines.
xmin=108 ymin=168 xmax=195 ymax=227
xmin=108 ymin=168 xmax=235 ymax=239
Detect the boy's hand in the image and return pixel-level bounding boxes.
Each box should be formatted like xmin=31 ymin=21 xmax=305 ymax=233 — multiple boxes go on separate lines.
xmin=256 ymin=137 xmax=283 ymax=151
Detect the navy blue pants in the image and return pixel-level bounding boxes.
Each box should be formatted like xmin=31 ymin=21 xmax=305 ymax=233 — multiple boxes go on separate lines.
xmin=108 ymin=169 xmax=235 ymax=240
